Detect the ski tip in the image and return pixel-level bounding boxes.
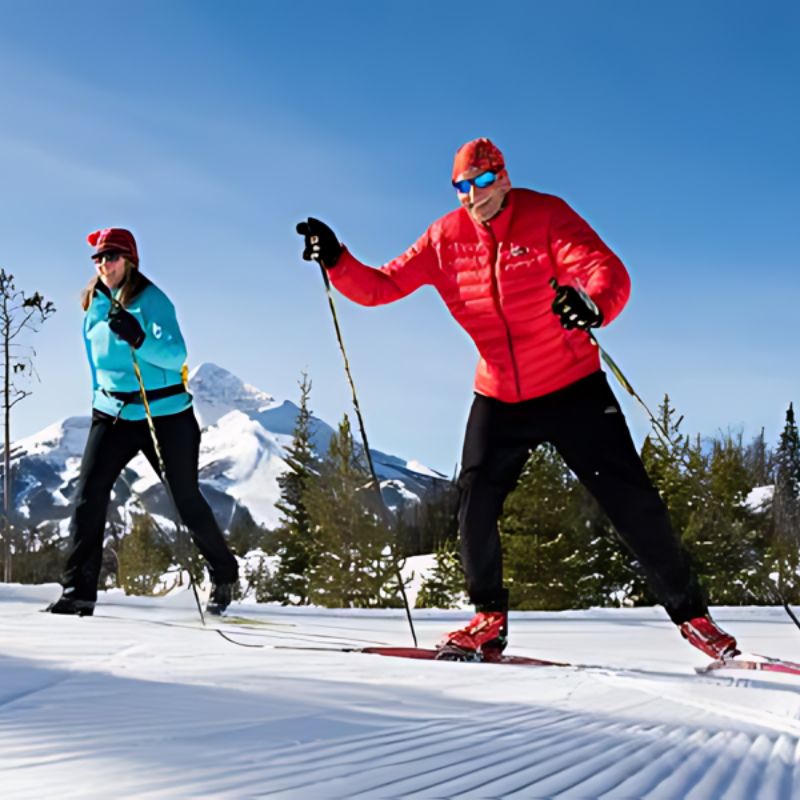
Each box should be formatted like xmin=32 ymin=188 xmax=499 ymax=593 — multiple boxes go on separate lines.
xmin=696 ymin=651 xmax=800 ymax=676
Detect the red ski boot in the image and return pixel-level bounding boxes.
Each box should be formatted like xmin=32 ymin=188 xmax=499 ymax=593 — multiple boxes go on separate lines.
xmin=679 ymin=615 xmax=739 ymax=659
xmin=436 ymin=610 xmax=508 ymax=662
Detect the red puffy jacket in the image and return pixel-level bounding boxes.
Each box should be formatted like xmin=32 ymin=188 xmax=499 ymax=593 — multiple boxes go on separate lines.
xmin=330 ymin=188 xmax=630 ymax=403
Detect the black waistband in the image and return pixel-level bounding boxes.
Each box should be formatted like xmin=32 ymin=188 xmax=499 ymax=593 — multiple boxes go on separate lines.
xmin=101 ymin=383 xmax=188 ymax=404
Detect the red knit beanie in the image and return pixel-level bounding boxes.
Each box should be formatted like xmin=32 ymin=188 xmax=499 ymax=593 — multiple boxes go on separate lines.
xmin=87 ymin=228 xmax=139 ymax=265
xmin=452 ymin=138 xmax=505 ymax=181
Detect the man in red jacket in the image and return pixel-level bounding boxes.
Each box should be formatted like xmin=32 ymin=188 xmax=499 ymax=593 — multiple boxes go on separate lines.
xmin=297 ymin=137 xmax=737 ymax=662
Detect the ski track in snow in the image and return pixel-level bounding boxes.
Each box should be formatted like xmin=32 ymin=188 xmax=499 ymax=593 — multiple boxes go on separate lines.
xmin=2 ymin=586 xmax=800 ymax=799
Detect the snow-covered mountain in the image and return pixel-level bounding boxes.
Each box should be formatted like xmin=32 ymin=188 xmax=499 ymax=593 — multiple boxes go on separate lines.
xmin=7 ymin=363 xmax=447 ymax=534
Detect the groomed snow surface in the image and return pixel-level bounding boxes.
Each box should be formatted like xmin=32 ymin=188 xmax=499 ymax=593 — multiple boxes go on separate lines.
xmin=2 ymin=585 xmax=800 ymax=799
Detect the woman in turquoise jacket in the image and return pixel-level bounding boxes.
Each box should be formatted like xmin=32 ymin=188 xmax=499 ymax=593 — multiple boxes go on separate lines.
xmin=46 ymin=228 xmax=238 ymax=617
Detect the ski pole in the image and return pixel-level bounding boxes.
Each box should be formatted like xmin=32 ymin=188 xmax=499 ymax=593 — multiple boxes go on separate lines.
xmin=128 ymin=353 xmax=206 ymax=624
xmin=588 ymin=334 xmax=674 ymax=448
xmin=549 ymin=278 xmax=673 ymax=449
xmin=97 ymin=281 xmax=206 ymax=624
xmin=316 ymin=264 xmax=418 ymax=646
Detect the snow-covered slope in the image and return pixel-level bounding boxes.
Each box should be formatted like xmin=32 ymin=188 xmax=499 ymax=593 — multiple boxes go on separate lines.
xmin=197 ymin=410 xmax=289 ymax=530
xmin=8 ymin=363 xmax=446 ymax=532
xmin=2 ymin=585 xmax=799 ymax=799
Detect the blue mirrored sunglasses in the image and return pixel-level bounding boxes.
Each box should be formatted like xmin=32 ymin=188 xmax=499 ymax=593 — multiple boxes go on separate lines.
xmin=452 ymin=170 xmax=498 ymax=194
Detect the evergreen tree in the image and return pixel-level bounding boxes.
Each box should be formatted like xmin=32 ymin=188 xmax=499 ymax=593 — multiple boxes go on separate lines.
xmin=7 ymin=522 xmax=63 ymax=584
xmin=571 ymin=488 xmax=652 ymax=609
xmin=500 ymin=443 xmax=653 ymax=611
xmin=393 ymin=504 xmax=420 ymax=556
xmin=741 ymin=429 xmax=777 ymax=603
xmin=744 ymin=428 xmax=772 ymax=488
xmin=242 ymin=551 xmax=276 ymax=602
xmin=227 ymin=514 xmax=271 ymax=559
xmin=415 ymin=538 xmax=466 ymax=609
xmin=117 ymin=513 xmax=172 ymax=595
xmin=270 ymin=374 xmax=318 ymax=604
xmin=640 ymin=397 xmax=772 ymax=604
xmin=683 ymin=432 xmax=768 ymax=603
xmin=771 ymin=403 xmax=800 ymax=601
xmin=500 ymin=445 xmax=590 ymax=609
xmin=639 ymin=394 xmax=705 ymax=537
xmin=304 ymin=414 xmax=399 ymax=608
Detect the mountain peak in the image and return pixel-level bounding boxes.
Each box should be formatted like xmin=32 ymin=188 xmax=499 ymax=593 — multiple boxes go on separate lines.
xmin=189 ymin=362 xmax=277 ymax=429
xmin=11 ymin=362 xmax=446 ymax=531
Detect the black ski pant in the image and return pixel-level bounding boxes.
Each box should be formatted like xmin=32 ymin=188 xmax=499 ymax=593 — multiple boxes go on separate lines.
xmin=62 ymin=407 xmax=239 ymax=601
xmin=457 ymin=371 xmax=707 ymax=624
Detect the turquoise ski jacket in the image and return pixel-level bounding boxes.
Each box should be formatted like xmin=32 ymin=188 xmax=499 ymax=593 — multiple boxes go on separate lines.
xmin=84 ymin=281 xmax=192 ymax=420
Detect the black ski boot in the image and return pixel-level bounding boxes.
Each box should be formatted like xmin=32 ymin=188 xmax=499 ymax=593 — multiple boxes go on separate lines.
xmin=206 ymin=583 xmax=234 ymax=616
xmin=45 ymin=589 xmax=95 ymax=617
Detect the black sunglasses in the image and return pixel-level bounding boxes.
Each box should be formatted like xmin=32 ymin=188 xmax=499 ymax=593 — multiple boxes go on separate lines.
xmin=92 ymin=251 xmax=124 ymax=264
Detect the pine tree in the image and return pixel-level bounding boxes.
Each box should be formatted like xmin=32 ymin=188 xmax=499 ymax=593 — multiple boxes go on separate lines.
xmin=500 ymin=445 xmax=590 ymax=609
xmin=639 ymin=396 xmax=771 ymax=603
xmin=740 ymin=429 xmax=777 ymax=603
xmin=270 ymin=374 xmax=318 ymax=604
xmin=571 ymin=488 xmax=652 ymax=609
xmin=639 ymin=394 xmax=705 ymax=537
xmin=745 ymin=428 xmax=772 ymax=488
xmin=683 ymin=431 xmax=768 ymax=603
xmin=500 ymin=394 xmax=729 ymax=612
xmin=117 ymin=513 xmax=172 ymax=596
xmin=304 ymin=415 xmax=399 ymax=608
xmin=7 ymin=522 xmax=63 ymax=584
xmin=242 ymin=552 xmax=276 ymax=602
xmin=227 ymin=511 xmax=270 ymax=556
xmin=393 ymin=504 xmax=420 ymax=556
xmin=771 ymin=403 xmax=800 ymax=601
xmin=415 ymin=538 xmax=466 ymax=609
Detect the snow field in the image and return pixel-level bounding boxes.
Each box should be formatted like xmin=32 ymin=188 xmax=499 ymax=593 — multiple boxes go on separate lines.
xmin=2 ymin=584 xmax=800 ymax=798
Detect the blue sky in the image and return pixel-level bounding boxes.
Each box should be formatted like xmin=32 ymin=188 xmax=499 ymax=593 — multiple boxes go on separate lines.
xmin=2 ymin=0 xmax=798 ymax=473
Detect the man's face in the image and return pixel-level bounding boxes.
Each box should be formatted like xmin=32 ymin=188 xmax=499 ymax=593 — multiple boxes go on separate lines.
xmin=454 ymin=166 xmax=511 ymax=224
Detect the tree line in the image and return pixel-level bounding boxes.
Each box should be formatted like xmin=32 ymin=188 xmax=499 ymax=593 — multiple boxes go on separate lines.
xmin=3 ymin=267 xmax=796 ymax=611
xmin=252 ymin=382 xmax=800 ymax=612
xmin=490 ymin=396 xmax=799 ymax=611
xmin=3 ymin=360 xmax=799 ymax=613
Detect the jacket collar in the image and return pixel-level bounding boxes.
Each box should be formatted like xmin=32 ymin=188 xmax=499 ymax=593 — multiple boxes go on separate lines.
xmin=471 ymin=188 xmax=515 ymax=244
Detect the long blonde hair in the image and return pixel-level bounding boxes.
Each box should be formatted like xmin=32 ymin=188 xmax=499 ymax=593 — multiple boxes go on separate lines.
xmin=81 ymin=259 xmax=150 ymax=311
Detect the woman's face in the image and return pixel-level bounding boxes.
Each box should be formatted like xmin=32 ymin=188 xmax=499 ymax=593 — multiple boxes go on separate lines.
xmin=93 ymin=252 xmax=127 ymax=289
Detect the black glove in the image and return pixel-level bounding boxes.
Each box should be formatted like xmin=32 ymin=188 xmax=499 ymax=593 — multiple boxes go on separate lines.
xmin=296 ymin=217 xmax=342 ymax=268
xmin=550 ymin=279 xmax=604 ymax=330
xmin=108 ymin=305 xmax=145 ymax=349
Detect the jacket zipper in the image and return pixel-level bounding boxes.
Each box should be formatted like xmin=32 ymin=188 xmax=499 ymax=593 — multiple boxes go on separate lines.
xmin=485 ymin=226 xmax=522 ymax=400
